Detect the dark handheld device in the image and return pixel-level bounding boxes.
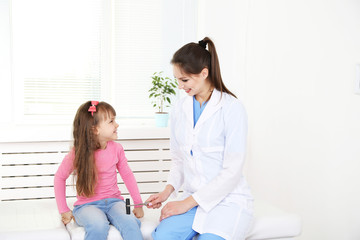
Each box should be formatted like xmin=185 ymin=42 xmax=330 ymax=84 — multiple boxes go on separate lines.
xmin=125 ymin=198 xmax=148 ymax=215
xmin=125 ymin=198 xmax=131 ymax=215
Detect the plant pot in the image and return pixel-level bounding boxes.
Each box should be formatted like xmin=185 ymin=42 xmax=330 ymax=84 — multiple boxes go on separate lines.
xmin=155 ymin=112 xmax=169 ymax=127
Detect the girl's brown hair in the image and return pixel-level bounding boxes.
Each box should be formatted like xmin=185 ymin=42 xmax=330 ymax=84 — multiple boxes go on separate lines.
xmin=171 ymin=36 xmax=236 ymax=98
xmin=72 ymin=101 xmax=116 ymax=197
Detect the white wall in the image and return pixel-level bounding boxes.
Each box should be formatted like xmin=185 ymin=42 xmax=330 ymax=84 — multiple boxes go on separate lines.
xmin=197 ymin=0 xmax=250 ymax=101
xmin=199 ymin=0 xmax=360 ymax=239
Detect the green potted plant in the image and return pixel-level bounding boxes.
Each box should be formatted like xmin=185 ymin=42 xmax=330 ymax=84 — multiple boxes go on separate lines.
xmin=148 ymin=71 xmax=178 ymax=127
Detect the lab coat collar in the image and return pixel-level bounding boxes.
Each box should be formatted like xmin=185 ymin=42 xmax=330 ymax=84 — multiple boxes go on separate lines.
xmin=182 ymin=89 xmax=225 ymax=130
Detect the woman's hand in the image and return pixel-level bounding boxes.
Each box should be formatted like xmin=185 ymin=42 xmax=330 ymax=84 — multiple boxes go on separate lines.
xmin=61 ymin=211 xmax=74 ymax=225
xmin=133 ymin=207 xmax=144 ymax=218
xmin=146 ymin=185 xmax=174 ymax=209
xmin=160 ymin=196 xmax=198 ymax=221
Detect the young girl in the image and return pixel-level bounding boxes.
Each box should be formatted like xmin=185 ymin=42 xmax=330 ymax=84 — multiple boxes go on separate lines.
xmin=146 ymin=37 xmax=254 ymax=240
xmin=54 ymin=101 xmax=144 ymax=240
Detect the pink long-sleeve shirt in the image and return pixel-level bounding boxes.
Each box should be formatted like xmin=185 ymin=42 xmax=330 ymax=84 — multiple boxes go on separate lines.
xmin=54 ymin=141 xmax=142 ymax=213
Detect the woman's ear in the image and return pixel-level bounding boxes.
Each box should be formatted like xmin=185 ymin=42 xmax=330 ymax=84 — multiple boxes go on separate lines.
xmin=201 ymin=68 xmax=209 ymax=79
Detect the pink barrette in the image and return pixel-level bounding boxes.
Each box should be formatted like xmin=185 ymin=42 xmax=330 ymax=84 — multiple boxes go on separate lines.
xmin=88 ymin=101 xmax=99 ymax=116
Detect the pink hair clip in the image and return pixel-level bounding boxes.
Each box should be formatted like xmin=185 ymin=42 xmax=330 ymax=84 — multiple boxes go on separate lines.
xmin=88 ymin=101 xmax=99 ymax=116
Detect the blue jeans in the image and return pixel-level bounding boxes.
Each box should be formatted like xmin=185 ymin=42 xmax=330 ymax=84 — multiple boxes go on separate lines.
xmin=152 ymin=207 xmax=224 ymax=240
xmin=73 ymin=198 xmax=142 ymax=240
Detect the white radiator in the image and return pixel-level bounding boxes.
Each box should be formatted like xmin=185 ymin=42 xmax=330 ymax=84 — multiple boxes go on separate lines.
xmin=0 ymin=138 xmax=170 ymax=202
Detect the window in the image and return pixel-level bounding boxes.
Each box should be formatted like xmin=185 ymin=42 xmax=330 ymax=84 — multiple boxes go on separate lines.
xmin=12 ymin=0 xmax=104 ymax=120
xmin=111 ymin=0 xmax=198 ymax=120
xmin=0 ymin=0 xmax=197 ymax=141
xmin=112 ymin=0 xmax=163 ymax=119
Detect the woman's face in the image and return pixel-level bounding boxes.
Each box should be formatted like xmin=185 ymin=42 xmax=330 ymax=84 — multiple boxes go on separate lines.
xmin=173 ymin=64 xmax=210 ymax=96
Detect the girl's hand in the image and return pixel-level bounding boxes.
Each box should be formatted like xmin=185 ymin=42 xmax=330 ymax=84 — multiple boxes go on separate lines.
xmin=146 ymin=185 xmax=174 ymax=209
xmin=61 ymin=211 xmax=74 ymax=225
xmin=160 ymin=196 xmax=198 ymax=221
xmin=133 ymin=207 xmax=144 ymax=218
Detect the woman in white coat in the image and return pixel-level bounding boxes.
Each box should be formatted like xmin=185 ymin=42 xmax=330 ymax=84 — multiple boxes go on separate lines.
xmin=146 ymin=37 xmax=253 ymax=240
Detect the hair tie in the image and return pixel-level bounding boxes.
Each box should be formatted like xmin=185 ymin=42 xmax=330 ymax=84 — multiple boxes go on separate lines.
xmin=198 ymin=40 xmax=207 ymax=49
xmin=88 ymin=101 xmax=99 ymax=116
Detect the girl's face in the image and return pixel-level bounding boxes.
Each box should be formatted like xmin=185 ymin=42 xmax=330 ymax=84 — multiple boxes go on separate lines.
xmin=95 ymin=113 xmax=119 ymax=148
xmin=173 ymin=64 xmax=210 ymax=97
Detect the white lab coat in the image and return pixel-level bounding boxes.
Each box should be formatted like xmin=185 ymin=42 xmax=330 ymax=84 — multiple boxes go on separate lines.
xmin=167 ymin=89 xmax=254 ymax=240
